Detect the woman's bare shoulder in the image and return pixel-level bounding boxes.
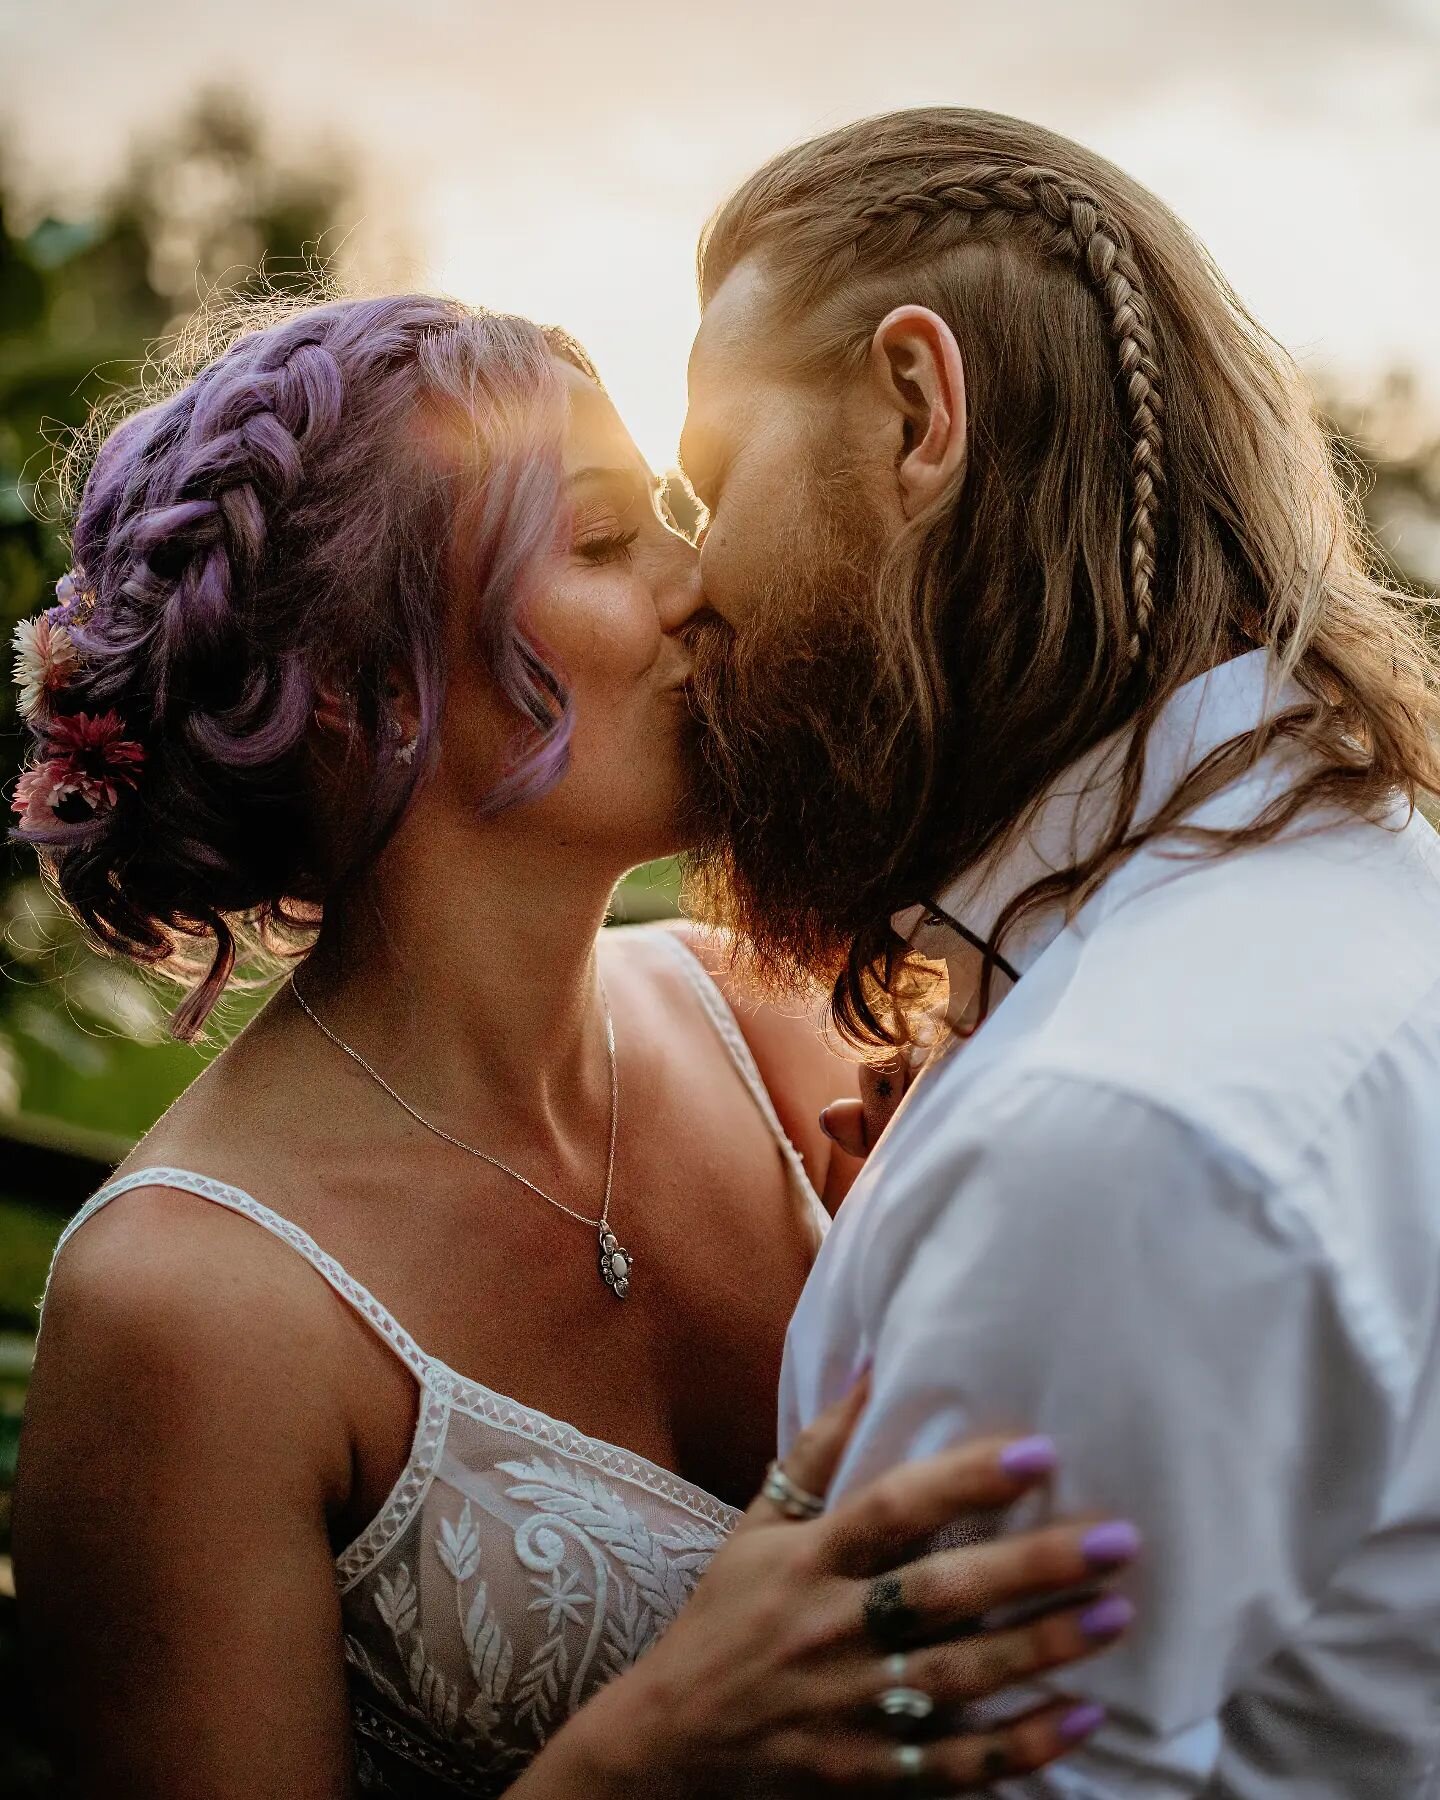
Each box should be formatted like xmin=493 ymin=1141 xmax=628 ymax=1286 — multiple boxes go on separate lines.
xmin=16 ymin=1178 xmax=357 ymax=1795
xmin=40 ymin=1181 xmax=347 ymax=1425
xmin=33 ymin=1155 xmax=355 ymax=1518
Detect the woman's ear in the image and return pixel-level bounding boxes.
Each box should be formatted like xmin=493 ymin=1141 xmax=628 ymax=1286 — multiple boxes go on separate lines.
xmin=867 ymin=306 xmax=968 ymax=516
xmin=311 ymin=681 xmax=354 ymax=737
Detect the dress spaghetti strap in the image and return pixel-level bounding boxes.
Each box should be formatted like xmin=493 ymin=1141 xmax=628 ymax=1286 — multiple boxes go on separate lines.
xmin=646 ymin=929 xmax=826 ymax=1220
xmin=45 ymin=1165 xmax=434 ymax=1386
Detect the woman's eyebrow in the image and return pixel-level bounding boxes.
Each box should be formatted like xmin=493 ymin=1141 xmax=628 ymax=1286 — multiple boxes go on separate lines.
xmin=568 ymin=464 xmax=653 ymax=491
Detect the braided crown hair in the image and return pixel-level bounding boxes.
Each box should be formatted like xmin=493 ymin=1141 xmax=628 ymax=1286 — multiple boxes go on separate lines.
xmin=697 ymin=108 xmax=1440 ymax=1045
xmin=15 ymin=294 xmax=586 ymax=1040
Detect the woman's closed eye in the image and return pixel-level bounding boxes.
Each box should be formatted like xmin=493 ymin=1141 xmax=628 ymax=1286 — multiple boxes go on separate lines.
xmin=575 ymin=526 xmax=640 ymax=565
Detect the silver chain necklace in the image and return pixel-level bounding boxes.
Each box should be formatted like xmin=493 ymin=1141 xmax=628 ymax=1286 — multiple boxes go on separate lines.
xmin=290 ymin=978 xmax=633 ymax=1301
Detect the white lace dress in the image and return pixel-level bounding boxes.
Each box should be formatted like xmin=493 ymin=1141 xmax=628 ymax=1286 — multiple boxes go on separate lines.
xmin=48 ymin=937 xmax=828 ymax=1796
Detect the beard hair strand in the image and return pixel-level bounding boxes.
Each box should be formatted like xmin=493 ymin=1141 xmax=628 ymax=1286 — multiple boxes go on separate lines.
xmin=681 ymin=474 xmax=932 ymax=1006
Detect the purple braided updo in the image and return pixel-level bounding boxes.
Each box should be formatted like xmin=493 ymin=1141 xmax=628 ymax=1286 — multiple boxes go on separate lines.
xmin=11 ymin=293 xmax=587 ymax=1040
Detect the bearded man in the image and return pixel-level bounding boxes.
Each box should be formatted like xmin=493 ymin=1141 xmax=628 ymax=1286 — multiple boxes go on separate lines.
xmin=681 ymin=109 xmax=1440 ymax=1796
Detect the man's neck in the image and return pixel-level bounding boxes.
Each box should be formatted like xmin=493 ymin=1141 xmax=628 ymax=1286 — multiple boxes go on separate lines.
xmin=900 ymin=649 xmax=1303 ymax=1025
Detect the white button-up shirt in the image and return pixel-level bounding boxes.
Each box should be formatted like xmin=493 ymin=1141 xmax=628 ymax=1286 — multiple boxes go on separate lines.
xmin=780 ymin=650 xmax=1440 ymax=1796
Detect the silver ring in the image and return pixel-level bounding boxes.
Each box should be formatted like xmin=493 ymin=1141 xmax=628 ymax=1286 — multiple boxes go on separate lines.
xmin=877 ymin=1647 xmax=935 ymax=1728
xmin=894 ymin=1741 xmax=926 ymax=1782
xmin=760 ymin=1458 xmax=825 ymax=1520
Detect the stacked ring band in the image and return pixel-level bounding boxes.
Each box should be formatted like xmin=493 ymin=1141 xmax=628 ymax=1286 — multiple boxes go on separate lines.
xmin=894 ymin=1742 xmax=926 ymax=1781
xmin=760 ymin=1459 xmax=826 ymax=1520
xmin=878 ymin=1692 xmax=935 ymax=1725
xmin=877 ymin=1650 xmax=935 ymax=1732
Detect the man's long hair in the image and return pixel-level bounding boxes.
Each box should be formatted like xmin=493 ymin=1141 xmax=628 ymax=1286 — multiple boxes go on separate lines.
xmin=692 ymin=108 xmax=1440 ymax=1046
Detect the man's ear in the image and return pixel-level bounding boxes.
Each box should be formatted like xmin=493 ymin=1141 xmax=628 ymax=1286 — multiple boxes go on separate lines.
xmin=867 ymin=306 xmax=967 ymax=516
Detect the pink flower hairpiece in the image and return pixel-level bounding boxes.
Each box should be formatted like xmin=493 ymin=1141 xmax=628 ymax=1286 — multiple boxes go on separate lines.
xmin=10 ymin=571 xmax=146 ymax=830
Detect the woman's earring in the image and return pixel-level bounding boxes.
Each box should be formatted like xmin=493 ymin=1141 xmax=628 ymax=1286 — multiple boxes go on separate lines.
xmin=386 ymin=707 xmax=418 ymax=766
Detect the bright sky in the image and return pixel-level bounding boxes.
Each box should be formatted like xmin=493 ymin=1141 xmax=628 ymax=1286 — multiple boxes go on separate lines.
xmin=2 ymin=0 xmax=1437 ymax=470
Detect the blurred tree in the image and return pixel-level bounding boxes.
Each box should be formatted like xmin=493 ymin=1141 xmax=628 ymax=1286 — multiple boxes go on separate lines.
xmin=0 ymin=90 xmax=354 ymax=1118
xmin=1324 ymin=372 xmax=1440 ymax=601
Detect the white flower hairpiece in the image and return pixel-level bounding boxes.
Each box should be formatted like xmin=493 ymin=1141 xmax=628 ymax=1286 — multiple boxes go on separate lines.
xmin=12 ymin=611 xmax=80 ymax=721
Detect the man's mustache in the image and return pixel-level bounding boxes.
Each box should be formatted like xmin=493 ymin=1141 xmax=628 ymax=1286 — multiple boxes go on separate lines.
xmin=677 ymin=612 xmax=742 ymax=729
xmin=678 ymin=610 xmax=738 ymax=665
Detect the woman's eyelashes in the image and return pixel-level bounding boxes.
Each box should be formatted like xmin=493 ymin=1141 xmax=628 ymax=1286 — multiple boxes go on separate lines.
xmin=572 ymin=473 xmax=691 ymax=564
xmin=574 ymin=526 xmax=641 ymax=566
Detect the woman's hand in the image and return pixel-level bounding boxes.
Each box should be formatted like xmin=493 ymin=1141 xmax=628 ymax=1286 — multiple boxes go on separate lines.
xmin=542 ymin=1379 xmax=1137 ymax=1798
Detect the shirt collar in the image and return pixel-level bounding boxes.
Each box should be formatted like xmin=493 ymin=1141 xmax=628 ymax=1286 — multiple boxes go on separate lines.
xmin=892 ymin=649 xmax=1308 ymax=1006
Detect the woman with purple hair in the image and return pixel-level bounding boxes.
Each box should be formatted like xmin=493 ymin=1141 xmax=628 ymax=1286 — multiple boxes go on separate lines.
xmin=9 ymin=295 xmax=1132 ymax=1797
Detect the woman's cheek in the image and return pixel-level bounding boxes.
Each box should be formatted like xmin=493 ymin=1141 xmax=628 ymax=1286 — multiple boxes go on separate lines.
xmin=543 ymin=572 xmax=661 ymax=685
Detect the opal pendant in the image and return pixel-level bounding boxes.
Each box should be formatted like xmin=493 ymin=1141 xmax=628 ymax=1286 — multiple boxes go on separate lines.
xmin=598 ymin=1225 xmax=633 ymax=1300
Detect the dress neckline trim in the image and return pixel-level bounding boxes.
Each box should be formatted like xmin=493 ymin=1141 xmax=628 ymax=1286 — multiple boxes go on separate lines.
xmin=68 ymin=1166 xmax=746 ymax=1561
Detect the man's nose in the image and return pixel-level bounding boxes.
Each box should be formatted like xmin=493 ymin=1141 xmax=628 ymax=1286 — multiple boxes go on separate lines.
xmin=656 ymin=540 xmax=706 ymax=635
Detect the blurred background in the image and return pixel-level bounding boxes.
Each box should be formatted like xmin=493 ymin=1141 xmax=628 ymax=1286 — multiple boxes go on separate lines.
xmin=1 ymin=0 xmax=1437 ymax=1787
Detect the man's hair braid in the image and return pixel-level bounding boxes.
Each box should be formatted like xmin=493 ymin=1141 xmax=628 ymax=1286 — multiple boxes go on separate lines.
xmin=856 ymin=163 xmax=1164 ymax=666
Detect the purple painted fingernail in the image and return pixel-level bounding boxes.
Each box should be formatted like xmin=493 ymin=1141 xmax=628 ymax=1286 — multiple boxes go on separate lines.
xmin=1081 ymin=1520 xmax=1142 ymax=1569
xmin=999 ymin=1435 xmax=1058 ymax=1479
xmin=849 ymin=1352 xmax=873 ymax=1386
xmin=1080 ymin=1594 xmax=1134 ymax=1641
xmin=1059 ymin=1702 xmax=1106 ymax=1744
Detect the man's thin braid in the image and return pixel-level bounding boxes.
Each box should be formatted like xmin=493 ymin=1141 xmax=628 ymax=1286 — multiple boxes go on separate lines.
xmin=857 ymin=163 xmax=1165 ymax=665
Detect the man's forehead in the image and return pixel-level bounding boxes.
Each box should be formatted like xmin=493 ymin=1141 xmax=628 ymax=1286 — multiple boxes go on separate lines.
xmin=685 ymin=259 xmax=776 ymax=458
xmin=689 ymin=258 xmax=773 ymax=389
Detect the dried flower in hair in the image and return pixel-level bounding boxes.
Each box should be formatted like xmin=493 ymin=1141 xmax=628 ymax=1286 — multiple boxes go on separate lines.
xmin=11 ymin=613 xmax=80 ymax=720
xmin=25 ymin=710 xmax=148 ymax=822
xmin=45 ymin=571 xmax=97 ymax=637
xmin=10 ymin=763 xmax=65 ymax=829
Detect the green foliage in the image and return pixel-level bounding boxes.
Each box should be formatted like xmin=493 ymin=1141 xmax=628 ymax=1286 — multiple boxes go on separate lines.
xmin=0 ymin=1201 xmax=55 ymax=1337
xmin=611 ymin=856 xmax=684 ymax=920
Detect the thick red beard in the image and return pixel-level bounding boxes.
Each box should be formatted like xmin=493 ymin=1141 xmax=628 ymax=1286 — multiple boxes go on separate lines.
xmin=681 ymin=480 xmax=926 ymax=997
